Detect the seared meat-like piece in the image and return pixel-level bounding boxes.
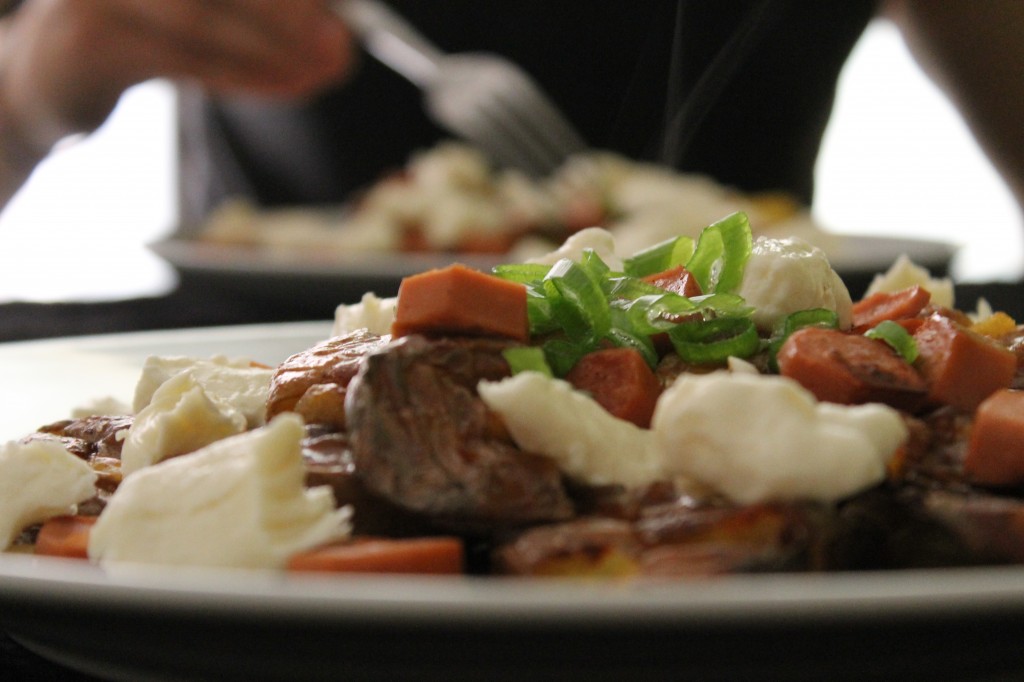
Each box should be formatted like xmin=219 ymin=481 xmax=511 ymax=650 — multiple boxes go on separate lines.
xmin=301 ymin=425 xmax=436 ymax=537
xmin=494 ymin=500 xmax=828 ymax=577
xmin=346 ymin=335 xmax=574 ymax=533
xmin=25 ymin=414 xmax=133 ymax=512
xmin=267 ymin=329 xmax=390 ymax=427
xmin=825 ymin=486 xmax=980 ymax=569
xmin=35 ymin=414 xmax=132 ymax=462
xmin=916 ymin=488 xmax=1024 ymax=564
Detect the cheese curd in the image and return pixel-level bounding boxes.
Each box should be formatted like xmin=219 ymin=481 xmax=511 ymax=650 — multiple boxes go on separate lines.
xmin=89 ymin=414 xmax=351 ymax=570
xmin=121 ymin=371 xmax=248 ymax=476
xmin=0 ymin=439 xmax=97 ymax=549
xmin=133 ymin=355 xmax=274 ymax=428
xmin=864 ymin=253 xmax=955 ymax=309
xmin=333 ymin=292 xmax=397 ymax=337
xmin=652 ymin=372 xmax=907 ymax=504
xmin=477 ymin=372 xmax=660 ymax=488
xmin=524 ymin=226 xmax=623 ymax=271
xmin=738 ymin=236 xmax=853 ymax=331
xmin=481 ymin=369 xmax=906 ymax=505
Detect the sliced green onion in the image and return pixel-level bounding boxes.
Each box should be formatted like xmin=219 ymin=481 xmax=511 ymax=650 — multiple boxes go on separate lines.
xmin=684 ymin=212 xmax=753 ymax=294
xmin=543 ymin=258 xmax=611 ymax=341
xmin=503 ymin=346 xmax=554 ymax=377
xmin=668 ymin=317 xmax=759 ymax=364
xmin=776 ymin=308 xmax=840 ymax=337
xmin=614 ymin=293 xmax=699 ymax=336
xmin=607 ymin=275 xmax=675 ymax=300
xmin=492 ymin=263 xmax=551 ymax=284
xmin=685 ymin=226 xmax=723 ymax=294
xmin=711 ymin=212 xmax=753 ymax=294
xmin=688 ymin=292 xmax=754 ymax=318
xmin=580 ymin=249 xmax=612 ymax=283
xmin=622 ymin=235 xmax=695 ymax=277
xmin=865 ymin=320 xmax=919 ymax=363
xmin=542 ymin=337 xmax=592 ymax=377
xmin=766 ymin=308 xmax=840 ymax=372
xmin=605 ymin=327 xmax=659 ymax=368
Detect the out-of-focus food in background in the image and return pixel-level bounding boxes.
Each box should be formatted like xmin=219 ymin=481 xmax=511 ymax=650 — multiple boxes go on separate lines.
xmin=198 ymin=141 xmax=832 ymax=263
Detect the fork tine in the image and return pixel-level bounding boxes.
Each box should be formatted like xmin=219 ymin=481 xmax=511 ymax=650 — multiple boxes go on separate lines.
xmin=427 ymin=89 xmax=568 ymax=177
xmin=470 ymin=84 xmax=587 ymax=176
xmin=453 ymin=109 xmax=555 ymax=177
xmin=501 ymin=80 xmax=588 ymax=157
xmin=475 ymin=100 xmax=568 ymax=175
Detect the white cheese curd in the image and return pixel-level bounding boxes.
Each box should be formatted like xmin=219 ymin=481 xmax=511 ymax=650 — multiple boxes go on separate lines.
xmin=738 ymin=236 xmax=853 ymax=331
xmin=89 ymin=414 xmax=351 ymax=570
xmin=0 ymin=439 xmax=97 ymax=549
xmin=864 ymin=254 xmax=955 ymax=309
xmin=525 ymin=226 xmax=624 ymax=271
xmin=132 ymin=355 xmax=273 ymax=428
xmin=333 ymin=292 xmax=397 ymax=337
xmin=652 ymin=372 xmax=907 ymax=504
xmin=477 ymin=372 xmax=660 ymax=488
xmin=121 ymin=371 xmax=247 ymax=476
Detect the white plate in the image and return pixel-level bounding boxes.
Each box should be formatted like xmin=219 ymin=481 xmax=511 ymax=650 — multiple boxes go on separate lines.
xmin=2 ymin=323 xmax=1022 ymax=681
xmin=150 ymin=233 xmax=959 ymax=305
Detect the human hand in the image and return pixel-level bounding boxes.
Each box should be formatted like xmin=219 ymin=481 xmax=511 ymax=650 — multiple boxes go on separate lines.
xmin=0 ymin=0 xmax=354 ymax=151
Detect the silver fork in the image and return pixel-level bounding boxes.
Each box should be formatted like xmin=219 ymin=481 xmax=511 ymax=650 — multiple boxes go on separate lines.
xmin=333 ymin=0 xmax=588 ymax=177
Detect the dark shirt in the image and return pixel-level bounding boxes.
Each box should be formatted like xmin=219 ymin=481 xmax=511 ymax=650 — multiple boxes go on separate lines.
xmin=178 ymin=0 xmax=877 ymax=227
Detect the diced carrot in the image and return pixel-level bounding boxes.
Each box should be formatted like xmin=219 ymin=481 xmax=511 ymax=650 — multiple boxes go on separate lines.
xmin=34 ymin=515 xmax=96 ymax=559
xmin=642 ymin=265 xmax=703 ymax=298
xmin=913 ymin=314 xmax=1016 ymax=412
xmin=776 ymin=327 xmax=927 ymax=411
xmin=894 ymin=317 xmax=925 ymax=336
xmin=565 ymin=348 xmax=662 ymax=428
xmin=964 ymin=390 xmax=1024 ymax=486
xmin=391 ymin=264 xmax=529 ymax=341
xmin=287 ymin=536 xmax=464 ymax=575
xmin=851 ymin=285 xmax=932 ymax=330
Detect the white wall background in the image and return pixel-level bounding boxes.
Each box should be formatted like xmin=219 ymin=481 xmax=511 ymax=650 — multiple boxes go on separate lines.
xmin=0 ymin=18 xmax=1020 ymax=304
xmin=814 ymin=20 xmax=1023 ymax=282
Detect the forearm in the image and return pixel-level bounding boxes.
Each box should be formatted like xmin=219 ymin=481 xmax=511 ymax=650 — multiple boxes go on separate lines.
xmin=884 ymin=0 xmax=1024 ymax=214
xmin=0 ymin=16 xmax=58 ymax=207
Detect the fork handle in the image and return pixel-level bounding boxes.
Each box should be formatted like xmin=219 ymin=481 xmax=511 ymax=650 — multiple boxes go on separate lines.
xmin=333 ymin=0 xmax=442 ymax=87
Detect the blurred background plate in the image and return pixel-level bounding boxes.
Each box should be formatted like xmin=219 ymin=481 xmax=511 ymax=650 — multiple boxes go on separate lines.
xmin=151 ymin=232 xmax=958 ymax=311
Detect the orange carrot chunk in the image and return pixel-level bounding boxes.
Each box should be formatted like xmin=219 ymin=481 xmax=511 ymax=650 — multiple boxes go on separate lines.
xmin=776 ymin=327 xmax=927 ymax=411
xmin=965 ymin=390 xmax=1024 ymax=486
xmin=851 ymin=285 xmax=931 ymax=329
xmin=642 ymin=265 xmax=703 ymax=298
xmin=287 ymin=536 xmax=464 ymax=575
xmin=565 ymin=348 xmax=662 ymax=428
xmin=34 ymin=515 xmax=96 ymax=559
xmin=913 ymin=314 xmax=1016 ymax=412
xmin=391 ymin=264 xmax=528 ymax=341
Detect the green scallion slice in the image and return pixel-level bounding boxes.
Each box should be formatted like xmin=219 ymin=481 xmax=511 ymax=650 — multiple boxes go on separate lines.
xmin=543 ymin=258 xmax=611 ymax=340
xmin=684 ymin=212 xmax=753 ymax=294
xmin=502 ymin=346 xmax=554 ymax=377
xmin=622 ymin=235 xmax=696 ymax=278
xmin=668 ymin=317 xmax=759 ymax=364
xmin=865 ymin=320 xmax=919 ymax=363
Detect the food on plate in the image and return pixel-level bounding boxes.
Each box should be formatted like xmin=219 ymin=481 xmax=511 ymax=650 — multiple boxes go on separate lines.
xmin=7 ymin=212 xmax=1024 ymax=579
xmin=197 ymin=141 xmax=829 ymax=262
